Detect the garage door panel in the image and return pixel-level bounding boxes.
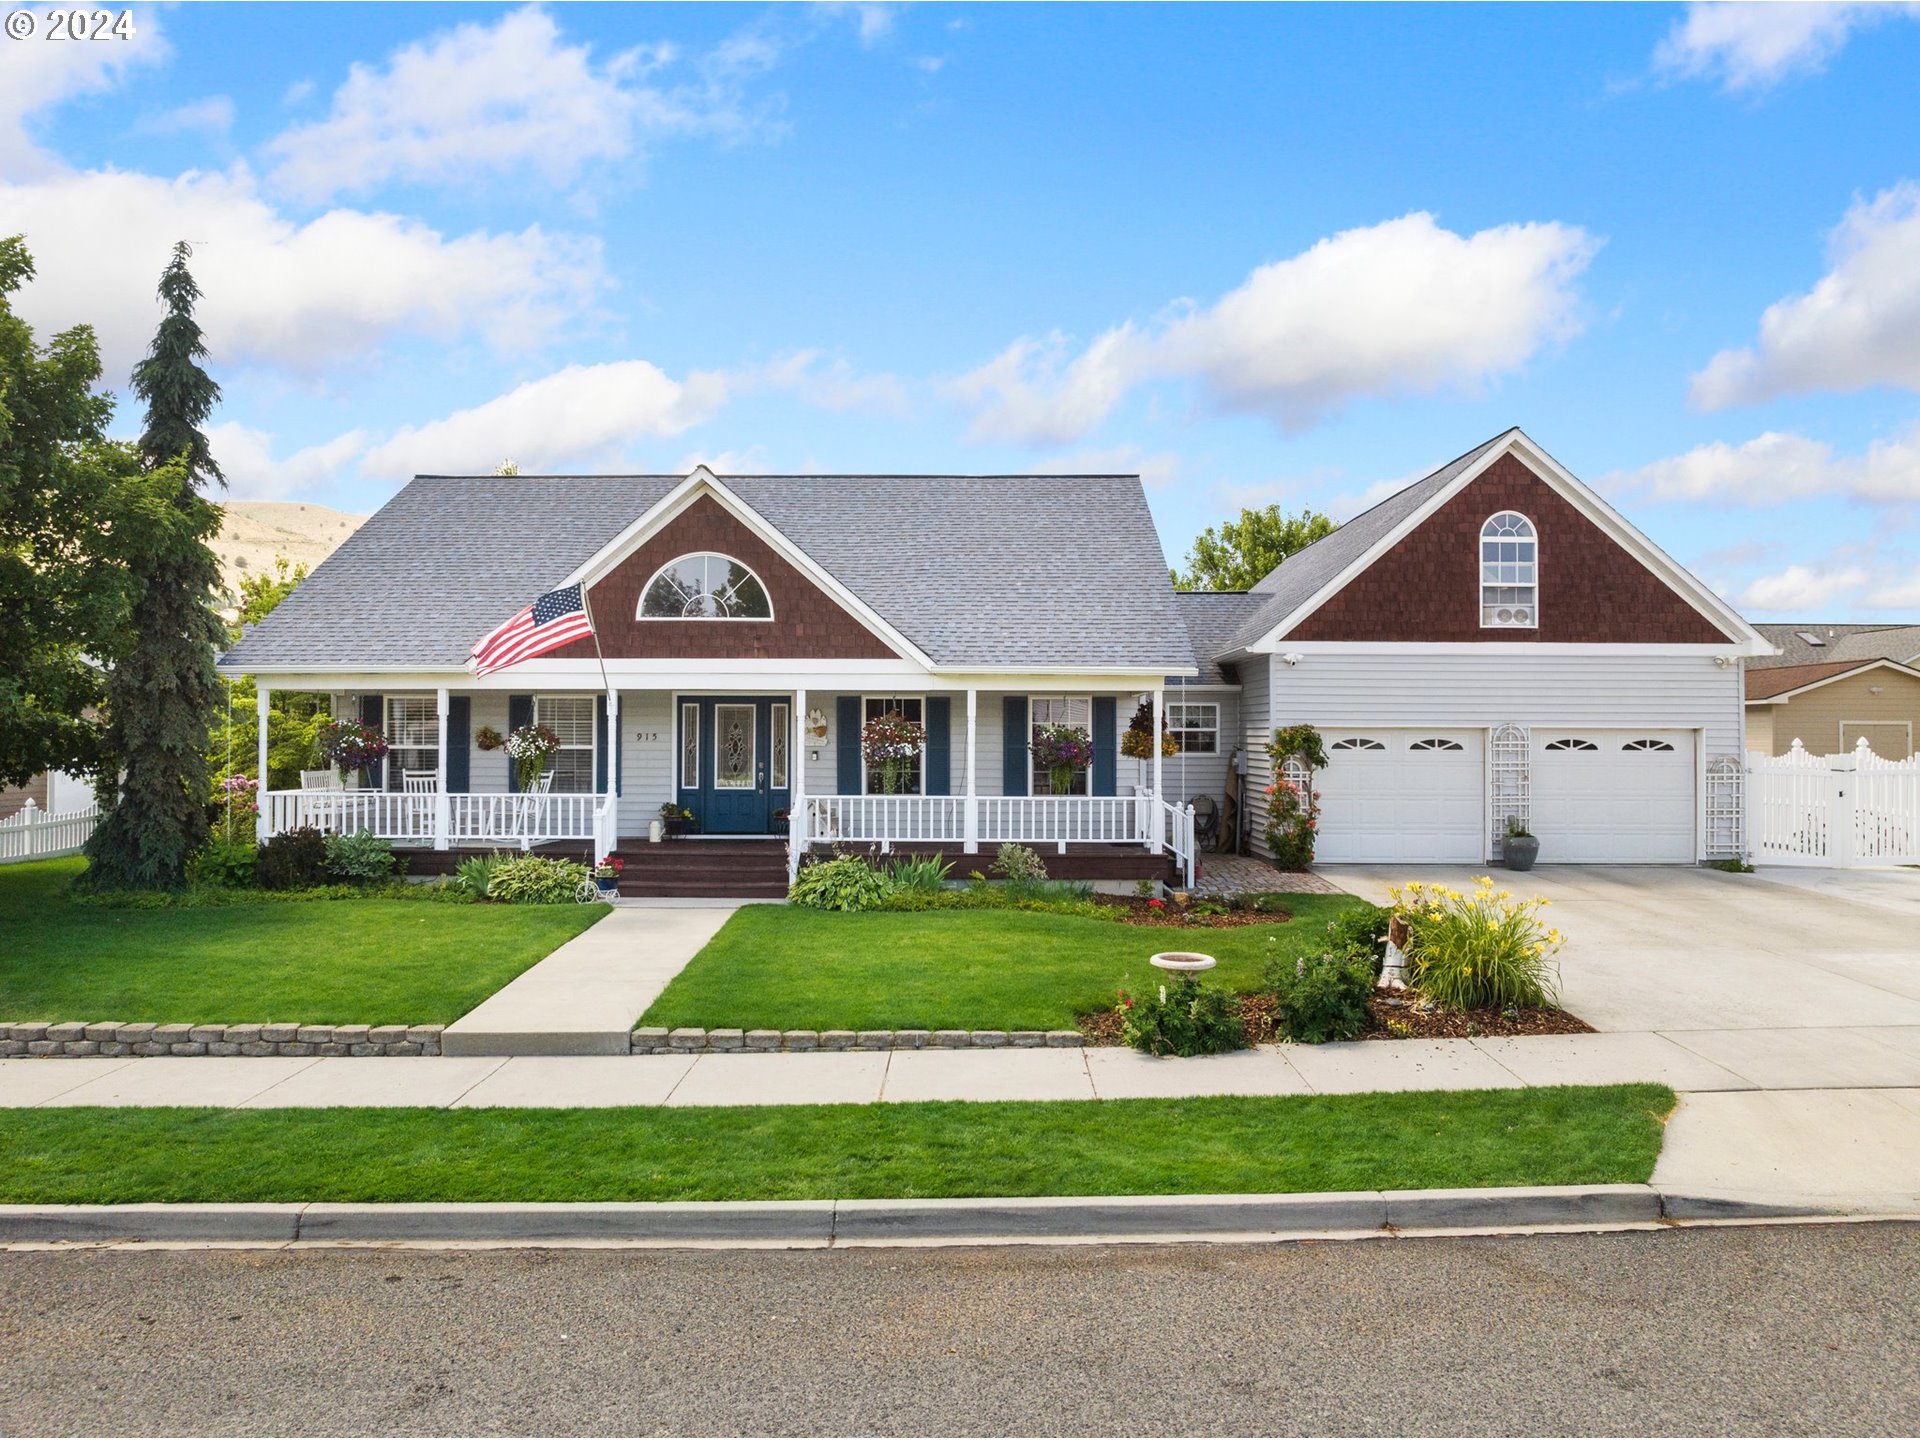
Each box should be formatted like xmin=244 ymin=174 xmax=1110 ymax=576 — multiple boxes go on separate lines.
xmin=1532 ymin=730 xmax=1695 ymax=864
xmin=1314 ymin=730 xmax=1484 ymax=864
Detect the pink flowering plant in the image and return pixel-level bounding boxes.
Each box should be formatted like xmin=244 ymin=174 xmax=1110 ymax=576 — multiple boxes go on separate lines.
xmin=215 ymin=773 xmax=258 ymax=839
xmin=1264 ymin=776 xmax=1320 ymax=870
xmin=317 ymin=718 xmax=390 ymax=780
xmin=861 ymin=710 xmax=926 ymax=794
xmin=1030 ymin=723 xmax=1095 ymax=795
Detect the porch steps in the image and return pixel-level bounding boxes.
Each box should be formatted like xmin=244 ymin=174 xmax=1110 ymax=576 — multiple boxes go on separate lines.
xmin=612 ymin=840 xmax=789 ymax=900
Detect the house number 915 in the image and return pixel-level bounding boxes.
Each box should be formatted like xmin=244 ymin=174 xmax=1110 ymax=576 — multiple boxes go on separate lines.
xmin=634 ymin=731 xmax=661 ymax=743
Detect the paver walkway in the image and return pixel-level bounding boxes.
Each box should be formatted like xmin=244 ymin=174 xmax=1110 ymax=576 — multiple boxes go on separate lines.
xmin=440 ymin=905 xmax=735 ymax=1057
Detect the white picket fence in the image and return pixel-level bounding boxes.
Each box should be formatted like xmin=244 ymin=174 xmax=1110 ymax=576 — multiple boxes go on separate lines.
xmin=0 ymin=801 xmax=100 ymax=864
xmin=1746 ymin=739 xmax=1920 ymax=867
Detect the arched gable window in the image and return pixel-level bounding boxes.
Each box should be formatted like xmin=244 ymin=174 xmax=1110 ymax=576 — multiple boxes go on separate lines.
xmin=1480 ymin=511 xmax=1537 ymax=629
xmin=639 ymin=553 xmax=773 ymax=620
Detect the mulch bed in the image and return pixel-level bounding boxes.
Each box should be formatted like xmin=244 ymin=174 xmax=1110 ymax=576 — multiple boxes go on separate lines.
xmin=1076 ymin=989 xmax=1590 ymax=1047
xmin=1088 ymin=894 xmax=1294 ymax=928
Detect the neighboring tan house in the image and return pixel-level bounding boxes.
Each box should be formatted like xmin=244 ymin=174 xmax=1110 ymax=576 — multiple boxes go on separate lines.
xmin=217 ymin=427 xmax=1771 ymax=893
xmin=1745 ymin=656 xmax=1920 ymax=760
xmin=0 ymin=769 xmax=91 ymax=821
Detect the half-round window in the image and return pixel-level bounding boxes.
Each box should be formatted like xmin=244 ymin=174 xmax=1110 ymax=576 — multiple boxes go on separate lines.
xmin=639 ymin=553 xmax=773 ymax=620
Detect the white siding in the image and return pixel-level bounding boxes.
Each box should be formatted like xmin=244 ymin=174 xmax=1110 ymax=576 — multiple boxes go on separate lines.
xmin=618 ymin=690 xmax=675 ymax=839
xmin=1144 ymin=687 xmax=1240 ymax=808
xmin=1241 ymin=661 xmax=1272 ymax=852
xmin=467 ymin=692 xmax=511 ymax=794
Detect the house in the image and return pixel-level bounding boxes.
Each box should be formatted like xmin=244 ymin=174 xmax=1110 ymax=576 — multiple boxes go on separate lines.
xmin=218 ymin=427 xmax=1773 ymax=891
xmin=1744 ymin=624 xmax=1920 ymax=760
xmin=1 ymin=769 xmax=92 ymax=822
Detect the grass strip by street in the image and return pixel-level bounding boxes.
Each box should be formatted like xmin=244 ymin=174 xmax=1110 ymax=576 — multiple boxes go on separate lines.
xmin=0 ymin=859 xmax=603 ymax=1026
xmin=0 ymin=1085 xmax=1673 ymax=1204
xmin=640 ymin=894 xmax=1367 ymax=1034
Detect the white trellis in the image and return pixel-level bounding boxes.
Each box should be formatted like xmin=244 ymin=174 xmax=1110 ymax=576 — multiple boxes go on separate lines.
xmin=1488 ymin=722 xmax=1530 ymax=858
xmin=1704 ymin=755 xmax=1742 ymax=860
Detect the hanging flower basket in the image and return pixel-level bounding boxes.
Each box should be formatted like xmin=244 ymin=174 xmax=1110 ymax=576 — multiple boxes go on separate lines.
xmin=861 ymin=710 xmax=926 ymax=795
xmin=1119 ymin=699 xmax=1180 ymax=761
xmin=1030 ymin=722 xmax=1094 ymax=795
xmin=504 ymin=723 xmax=560 ymax=790
xmin=318 ymin=718 xmax=389 ymax=780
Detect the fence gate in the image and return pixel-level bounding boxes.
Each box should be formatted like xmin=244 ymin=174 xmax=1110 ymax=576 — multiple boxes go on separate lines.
xmin=1746 ymin=739 xmax=1920 ymax=867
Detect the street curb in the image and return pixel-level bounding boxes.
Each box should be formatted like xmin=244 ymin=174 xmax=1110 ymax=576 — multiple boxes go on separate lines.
xmin=0 ymin=1185 xmax=1855 ymax=1245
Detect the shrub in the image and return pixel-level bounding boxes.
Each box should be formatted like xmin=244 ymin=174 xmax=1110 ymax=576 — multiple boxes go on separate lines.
xmin=255 ymin=826 xmax=329 ymax=890
xmin=1267 ymin=950 xmax=1375 ymax=1044
xmin=187 ymin=838 xmax=257 ymax=889
xmin=1388 ymin=877 xmax=1564 ymax=1010
xmin=1325 ymin=904 xmax=1391 ymax=979
xmin=1263 ymin=776 xmax=1318 ymax=869
xmin=991 ymin=842 xmax=1049 ymax=893
xmin=323 ymin=829 xmax=397 ymax=884
xmin=1118 ymin=975 xmax=1246 ymax=1057
xmin=885 ymin=853 xmax=952 ymax=893
xmin=789 ymin=855 xmax=894 ymax=911
xmin=454 ymin=853 xmax=505 ymax=899
xmin=487 ymin=855 xmax=591 ymax=905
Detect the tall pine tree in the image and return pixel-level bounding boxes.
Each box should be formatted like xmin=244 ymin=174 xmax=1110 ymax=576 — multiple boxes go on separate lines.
xmin=83 ymin=243 xmax=227 ymax=889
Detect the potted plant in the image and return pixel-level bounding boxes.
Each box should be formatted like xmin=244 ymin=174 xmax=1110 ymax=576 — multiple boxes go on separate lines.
xmin=659 ymin=802 xmax=697 ymax=838
xmin=772 ymin=805 xmax=791 ymax=827
xmin=1502 ymin=817 xmax=1540 ymax=871
xmin=317 ymin=717 xmax=390 ymax=786
xmin=861 ymin=710 xmax=926 ymax=794
xmin=1030 ymin=723 xmax=1095 ymax=795
xmin=592 ymin=853 xmax=623 ymax=896
xmin=504 ymin=722 xmax=560 ymax=790
xmin=1119 ymin=699 xmax=1180 ymax=761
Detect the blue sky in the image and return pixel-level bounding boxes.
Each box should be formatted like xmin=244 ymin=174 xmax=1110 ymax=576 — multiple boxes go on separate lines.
xmin=5 ymin=2 xmax=1920 ymax=618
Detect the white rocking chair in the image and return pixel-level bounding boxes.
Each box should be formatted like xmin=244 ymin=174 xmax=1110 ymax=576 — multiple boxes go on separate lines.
xmin=297 ymin=769 xmax=343 ymax=829
xmin=402 ymin=770 xmax=438 ymax=838
xmin=514 ymin=770 xmax=556 ymax=849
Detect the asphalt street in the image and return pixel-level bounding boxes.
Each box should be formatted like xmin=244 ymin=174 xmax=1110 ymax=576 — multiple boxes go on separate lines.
xmin=3 ymin=1223 xmax=1916 ymax=1436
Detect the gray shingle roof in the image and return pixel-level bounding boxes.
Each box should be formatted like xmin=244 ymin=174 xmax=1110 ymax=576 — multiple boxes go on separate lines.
xmin=1227 ymin=431 xmax=1515 ymax=651
xmin=1172 ymin=592 xmax=1265 ymax=683
xmin=220 ymin=473 xmax=1197 ymax=674
xmin=1750 ymin=623 xmax=1920 ymax=670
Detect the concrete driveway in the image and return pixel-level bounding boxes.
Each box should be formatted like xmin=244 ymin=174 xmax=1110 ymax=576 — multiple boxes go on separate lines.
xmin=1321 ymin=864 xmax=1920 ymax=1035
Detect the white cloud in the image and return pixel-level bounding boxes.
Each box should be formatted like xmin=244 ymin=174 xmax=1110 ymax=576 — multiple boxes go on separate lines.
xmin=264 ymin=6 xmax=772 ymax=202
xmin=360 ymin=362 xmax=727 ymax=477
xmin=1736 ymin=563 xmax=1871 ymax=613
xmin=1653 ymin=2 xmax=1916 ymax=92
xmin=1608 ymin=424 xmax=1920 ymax=506
xmin=0 ymin=4 xmax=169 ymax=176
xmin=209 ymin=422 xmax=368 ymax=500
xmin=139 ymin=95 xmax=234 ymax=137
xmin=1693 ymin=184 xmax=1920 ymax=409
xmin=1864 ymin=575 xmax=1920 ymax=608
xmin=951 ymin=212 xmax=1597 ymax=445
xmin=757 ymin=350 xmax=910 ymax=418
xmin=3 ymin=165 xmax=604 ymax=377
xmin=1032 ymin=444 xmax=1181 ymax=489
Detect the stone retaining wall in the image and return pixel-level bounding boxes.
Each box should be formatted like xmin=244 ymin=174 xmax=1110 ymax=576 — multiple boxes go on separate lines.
xmin=0 ymin=1022 xmax=444 ymax=1058
xmin=631 ymin=1027 xmax=1084 ymax=1054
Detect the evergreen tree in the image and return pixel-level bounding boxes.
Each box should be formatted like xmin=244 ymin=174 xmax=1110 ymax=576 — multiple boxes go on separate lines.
xmin=83 ymin=243 xmax=227 ymax=889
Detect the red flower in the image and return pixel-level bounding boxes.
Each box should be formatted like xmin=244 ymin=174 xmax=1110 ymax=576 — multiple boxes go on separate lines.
xmin=1147 ymin=897 xmax=1165 ymax=909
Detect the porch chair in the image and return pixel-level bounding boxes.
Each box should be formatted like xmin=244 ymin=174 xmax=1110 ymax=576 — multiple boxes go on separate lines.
xmin=1191 ymin=794 xmax=1221 ymax=853
xmin=402 ymin=770 xmax=438 ymax=839
xmin=296 ymin=769 xmax=342 ymax=830
xmin=513 ymin=769 xmax=556 ymax=851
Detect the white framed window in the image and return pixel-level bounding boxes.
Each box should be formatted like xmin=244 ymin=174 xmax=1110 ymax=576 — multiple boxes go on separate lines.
xmin=679 ymin=702 xmax=699 ymax=789
xmin=1480 ymin=511 xmax=1538 ymax=629
xmin=1330 ymin=736 xmax=1387 ymax=752
xmin=1410 ymin=737 xmax=1465 ymax=752
xmin=385 ymin=697 xmax=438 ymax=790
xmin=639 ymin=553 xmax=773 ymax=620
xmin=771 ymin=703 xmax=790 ymax=789
xmin=1623 ymin=738 xmax=1676 ymax=752
xmin=534 ymin=695 xmax=597 ymax=793
xmin=1544 ymin=736 xmax=1599 ymax=753
xmin=1165 ymin=702 xmax=1219 ymax=755
xmin=862 ymin=695 xmax=925 ymax=795
xmin=1030 ymin=695 xmax=1092 ymax=796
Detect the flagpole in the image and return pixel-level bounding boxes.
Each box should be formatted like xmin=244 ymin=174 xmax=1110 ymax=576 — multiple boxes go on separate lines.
xmin=580 ymin=584 xmax=614 ymax=699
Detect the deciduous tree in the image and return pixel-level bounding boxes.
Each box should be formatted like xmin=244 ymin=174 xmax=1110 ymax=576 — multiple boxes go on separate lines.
xmin=1170 ymin=505 xmax=1337 ymax=592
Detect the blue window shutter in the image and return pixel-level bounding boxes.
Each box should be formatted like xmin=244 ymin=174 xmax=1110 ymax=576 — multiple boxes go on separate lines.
xmin=359 ymin=693 xmax=385 ymax=790
xmin=836 ymin=696 xmax=862 ymax=794
xmin=507 ymin=695 xmax=532 ymax=793
xmin=924 ymin=697 xmax=951 ymax=795
xmin=1002 ymin=696 xmax=1029 ymax=796
xmin=1092 ymin=696 xmax=1117 ymax=796
xmin=594 ymin=700 xmax=609 ymax=793
xmin=445 ymin=696 xmax=471 ymax=792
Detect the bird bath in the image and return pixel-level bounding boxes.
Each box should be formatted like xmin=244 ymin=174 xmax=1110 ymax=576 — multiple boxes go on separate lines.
xmin=1150 ymin=951 xmax=1216 ymax=974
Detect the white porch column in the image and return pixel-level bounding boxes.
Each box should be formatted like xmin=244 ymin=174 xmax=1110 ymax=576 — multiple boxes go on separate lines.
xmin=434 ymin=687 xmax=450 ymax=850
xmin=964 ymin=687 xmax=979 ymax=854
xmin=1150 ymin=686 xmax=1165 ymax=855
xmin=255 ymin=684 xmax=271 ymax=843
xmin=790 ymin=686 xmax=807 ymax=881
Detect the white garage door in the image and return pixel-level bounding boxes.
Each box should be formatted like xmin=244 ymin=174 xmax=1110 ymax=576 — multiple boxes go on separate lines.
xmin=1531 ymin=729 xmax=1696 ymax=863
xmin=1313 ymin=730 xmax=1485 ymax=863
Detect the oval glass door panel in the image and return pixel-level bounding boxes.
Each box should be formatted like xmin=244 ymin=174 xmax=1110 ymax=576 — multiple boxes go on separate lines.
xmin=715 ymin=704 xmax=756 ymax=789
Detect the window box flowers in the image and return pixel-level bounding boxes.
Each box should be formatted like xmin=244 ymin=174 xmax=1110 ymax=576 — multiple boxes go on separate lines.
xmin=317 ymin=718 xmax=390 ymax=782
xmin=1030 ymin=722 xmax=1095 ymax=795
xmin=504 ymin=722 xmax=560 ymax=790
xmin=861 ymin=710 xmax=926 ymax=795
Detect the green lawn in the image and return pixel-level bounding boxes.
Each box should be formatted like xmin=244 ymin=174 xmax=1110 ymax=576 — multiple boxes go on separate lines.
xmin=0 ymin=858 xmax=604 ymax=1025
xmin=640 ymin=893 xmax=1371 ymax=1032
xmin=0 ymin=1085 xmax=1673 ymax=1203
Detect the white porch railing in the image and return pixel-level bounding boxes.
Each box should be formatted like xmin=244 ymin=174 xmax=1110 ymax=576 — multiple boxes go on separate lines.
xmin=0 ymin=801 xmax=99 ymax=864
xmin=794 ymin=790 xmax=1198 ymax=888
xmin=1747 ymin=739 xmax=1920 ymax=867
xmin=262 ymin=790 xmax=602 ymax=848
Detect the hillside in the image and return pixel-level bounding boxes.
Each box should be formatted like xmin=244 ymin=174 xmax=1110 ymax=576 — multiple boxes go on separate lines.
xmin=213 ymin=501 xmax=366 ymax=606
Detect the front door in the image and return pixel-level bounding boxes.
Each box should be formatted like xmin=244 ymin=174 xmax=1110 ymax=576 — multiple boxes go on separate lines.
xmin=680 ymin=697 xmax=791 ymax=834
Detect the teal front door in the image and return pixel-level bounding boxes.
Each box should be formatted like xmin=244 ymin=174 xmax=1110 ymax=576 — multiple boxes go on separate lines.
xmin=680 ymin=697 xmax=790 ymax=834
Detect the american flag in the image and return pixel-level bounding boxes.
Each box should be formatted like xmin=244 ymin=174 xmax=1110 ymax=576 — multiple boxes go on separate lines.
xmin=469 ymin=583 xmax=594 ymax=676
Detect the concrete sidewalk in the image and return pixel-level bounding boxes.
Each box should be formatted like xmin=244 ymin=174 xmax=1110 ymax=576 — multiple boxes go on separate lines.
xmin=440 ymin=905 xmax=734 ymax=1057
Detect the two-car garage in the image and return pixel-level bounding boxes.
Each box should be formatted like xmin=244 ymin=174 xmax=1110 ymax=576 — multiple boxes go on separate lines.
xmin=1310 ymin=727 xmax=1698 ymax=864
